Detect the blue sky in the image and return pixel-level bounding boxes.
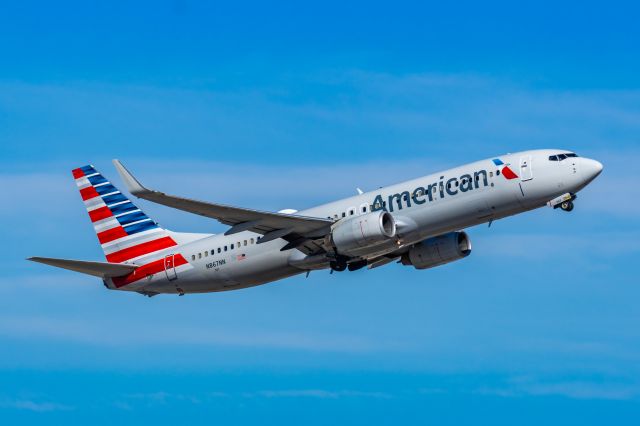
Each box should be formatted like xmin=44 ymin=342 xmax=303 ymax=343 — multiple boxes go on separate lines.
xmin=1 ymin=1 xmax=639 ymax=424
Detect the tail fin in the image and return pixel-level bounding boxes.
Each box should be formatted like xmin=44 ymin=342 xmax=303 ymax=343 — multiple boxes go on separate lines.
xmin=72 ymin=165 xmax=178 ymax=264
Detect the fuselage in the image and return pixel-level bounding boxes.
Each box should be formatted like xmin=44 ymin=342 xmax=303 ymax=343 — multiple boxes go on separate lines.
xmin=105 ymin=149 xmax=603 ymax=295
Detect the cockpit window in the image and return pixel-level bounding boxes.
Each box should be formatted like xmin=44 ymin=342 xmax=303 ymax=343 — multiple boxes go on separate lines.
xmin=550 ymin=152 xmax=578 ymax=162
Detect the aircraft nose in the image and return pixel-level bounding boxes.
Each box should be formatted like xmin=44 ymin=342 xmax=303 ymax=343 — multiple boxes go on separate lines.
xmin=581 ymin=158 xmax=604 ymax=183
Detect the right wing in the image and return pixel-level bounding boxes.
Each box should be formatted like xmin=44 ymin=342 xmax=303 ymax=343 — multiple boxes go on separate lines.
xmin=28 ymin=257 xmax=138 ymax=278
xmin=112 ymin=160 xmax=334 ymax=254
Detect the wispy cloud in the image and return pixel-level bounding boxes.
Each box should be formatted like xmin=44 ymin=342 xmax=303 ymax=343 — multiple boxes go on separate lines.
xmin=476 ymin=375 xmax=640 ymax=401
xmin=0 ymin=398 xmax=73 ymax=412
xmin=117 ymin=389 xmax=391 ymax=405
xmin=1 ymin=73 xmax=638 ymax=166
xmin=247 ymin=389 xmax=392 ymax=399
xmin=0 ymin=312 xmax=385 ymax=353
xmin=477 ymin=231 xmax=640 ymax=260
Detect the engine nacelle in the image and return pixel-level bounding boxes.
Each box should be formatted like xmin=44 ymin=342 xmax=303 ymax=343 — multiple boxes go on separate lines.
xmin=401 ymin=231 xmax=472 ymax=270
xmin=331 ymin=211 xmax=397 ymax=257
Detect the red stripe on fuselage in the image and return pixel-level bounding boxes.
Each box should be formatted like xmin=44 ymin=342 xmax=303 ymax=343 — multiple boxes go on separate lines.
xmin=106 ymin=236 xmax=177 ymax=263
xmin=72 ymin=168 xmax=85 ymax=179
xmin=111 ymin=254 xmax=188 ymax=288
xmin=80 ymin=186 xmax=100 ymax=200
xmin=89 ymin=206 xmax=112 ymax=222
xmin=97 ymin=226 xmax=128 ymax=244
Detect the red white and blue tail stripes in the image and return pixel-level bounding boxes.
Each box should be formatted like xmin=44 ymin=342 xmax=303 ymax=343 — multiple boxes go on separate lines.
xmin=72 ymin=165 xmax=190 ymax=287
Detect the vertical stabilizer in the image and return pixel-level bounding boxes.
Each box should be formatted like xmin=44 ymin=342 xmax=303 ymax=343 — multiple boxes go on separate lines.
xmin=71 ymin=165 xmax=181 ymax=265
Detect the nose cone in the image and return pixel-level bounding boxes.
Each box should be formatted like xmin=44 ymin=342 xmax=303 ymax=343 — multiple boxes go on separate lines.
xmin=582 ymin=158 xmax=604 ymax=184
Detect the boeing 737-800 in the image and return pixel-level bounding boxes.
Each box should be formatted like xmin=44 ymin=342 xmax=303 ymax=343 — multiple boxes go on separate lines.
xmin=29 ymin=150 xmax=603 ymax=296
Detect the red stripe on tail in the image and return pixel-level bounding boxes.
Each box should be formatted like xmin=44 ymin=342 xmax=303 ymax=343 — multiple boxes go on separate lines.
xmin=97 ymin=226 xmax=128 ymax=244
xmin=89 ymin=206 xmax=113 ymax=222
xmin=80 ymin=186 xmax=100 ymax=201
xmin=72 ymin=168 xmax=85 ymax=179
xmin=112 ymin=254 xmax=188 ymax=288
xmin=106 ymin=236 xmax=177 ymax=263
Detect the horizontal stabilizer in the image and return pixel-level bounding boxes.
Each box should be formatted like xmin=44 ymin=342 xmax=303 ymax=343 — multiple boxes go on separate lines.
xmin=28 ymin=257 xmax=138 ymax=278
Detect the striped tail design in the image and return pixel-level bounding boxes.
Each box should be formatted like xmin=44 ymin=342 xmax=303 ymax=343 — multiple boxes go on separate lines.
xmin=71 ymin=165 xmax=189 ymax=286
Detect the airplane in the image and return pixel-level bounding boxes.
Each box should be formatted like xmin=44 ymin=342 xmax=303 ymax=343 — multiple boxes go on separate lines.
xmin=29 ymin=150 xmax=603 ymax=297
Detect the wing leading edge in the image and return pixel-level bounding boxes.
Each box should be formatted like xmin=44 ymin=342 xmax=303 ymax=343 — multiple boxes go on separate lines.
xmin=112 ymin=160 xmax=333 ymax=254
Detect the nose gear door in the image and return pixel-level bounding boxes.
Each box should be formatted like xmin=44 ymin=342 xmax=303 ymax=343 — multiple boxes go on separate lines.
xmin=520 ymin=156 xmax=533 ymax=181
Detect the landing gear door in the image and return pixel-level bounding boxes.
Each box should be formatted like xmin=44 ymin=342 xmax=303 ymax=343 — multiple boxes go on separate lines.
xmin=164 ymin=254 xmax=178 ymax=281
xmin=520 ymin=156 xmax=533 ymax=181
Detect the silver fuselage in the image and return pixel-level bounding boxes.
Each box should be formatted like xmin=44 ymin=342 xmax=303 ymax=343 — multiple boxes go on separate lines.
xmin=106 ymin=149 xmax=603 ymax=294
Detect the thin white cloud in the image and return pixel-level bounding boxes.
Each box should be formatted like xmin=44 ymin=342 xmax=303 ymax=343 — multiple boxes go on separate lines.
xmin=477 ymin=376 xmax=640 ymax=401
xmin=477 ymin=231 xmax=640 ymax=260
xmin=0 ymin=398 xmax=73 ymax=412
xmin=0 ymin=313 xmax=384 ymax=353
xmin=247 ymin=389 xmax=392 ymax=399
xmin=522 ymin=381 xmax=640 ymax=400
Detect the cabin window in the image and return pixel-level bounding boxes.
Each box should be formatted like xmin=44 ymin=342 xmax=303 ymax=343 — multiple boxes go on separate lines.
xmin=362 ymin=206 xmax=367 ymax=213
xmin=218 ymin=248 xmax=221 ymax=253
xmin=198 ymin=253 xmax=202 ymax=259
xmin=244 ymin=240 xmax=247 ymax=246
xmin=204 ymin=251 xmax=208 ymax=257
xmin=342 ymin=212 xmax=346 ymax=218
xmin=224 ymin=246 xmax=227 ymax=251
xmin=349 ymin=209 xmax=354 ymax=216
xmin=230 ymin=244 xmax=234 ymax=250
xmin=489 ymin=172 xmax=493 ymax=177
xmin=496 ymin=170 xmax=501 ymax=175
xmin=237 ymin=242 xmax=241 ymax=247
xmin=334 ymin=214 xmax=339 ymax=219
xmin=250 ymin=238 xmax=255 ymax=244
xmin=191 ymin=255 xmax=196 ymax=261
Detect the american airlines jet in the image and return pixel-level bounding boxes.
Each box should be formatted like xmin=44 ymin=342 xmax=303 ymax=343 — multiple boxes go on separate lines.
xmin=29 ymin=150 xmax=603 ymax=296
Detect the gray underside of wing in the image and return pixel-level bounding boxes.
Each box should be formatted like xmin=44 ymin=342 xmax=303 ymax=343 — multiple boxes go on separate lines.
xmin=28 ymin=257 xmax=138 ymax=278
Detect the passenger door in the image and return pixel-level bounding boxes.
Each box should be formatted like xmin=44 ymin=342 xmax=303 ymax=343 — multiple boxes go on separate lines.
xmin=520 ymin=156 xmax=533 ymax=181
xmin=164 ymin=254 xmax=178 ymax=281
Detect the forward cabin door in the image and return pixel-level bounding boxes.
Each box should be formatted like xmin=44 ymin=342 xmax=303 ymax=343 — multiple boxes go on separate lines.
xmin=164 ymin=254 xmax=178 ymax=281
xmin=520 ymin=155 xmax=533 ymax=181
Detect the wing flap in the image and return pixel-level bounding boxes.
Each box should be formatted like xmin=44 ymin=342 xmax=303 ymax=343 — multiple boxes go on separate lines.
xmin=28 ymin=257 xmax=138 ymax=278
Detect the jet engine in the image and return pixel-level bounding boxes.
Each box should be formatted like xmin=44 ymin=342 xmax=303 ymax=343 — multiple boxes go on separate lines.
xmin=401 ymin=231 xmax=471 ymax=270
xmin=330 ymin=211 xmax=397 ymax=257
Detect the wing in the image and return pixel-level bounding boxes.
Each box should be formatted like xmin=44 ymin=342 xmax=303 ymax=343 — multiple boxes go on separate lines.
xmin=28 ymin=257 xmax=139 ymax=278
xmin=112 ymin=160 xmax=333 ymax=254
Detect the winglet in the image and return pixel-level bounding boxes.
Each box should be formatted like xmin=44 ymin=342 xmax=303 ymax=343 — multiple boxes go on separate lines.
xmin=112 ymin=159 xmax=150 ymax=196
